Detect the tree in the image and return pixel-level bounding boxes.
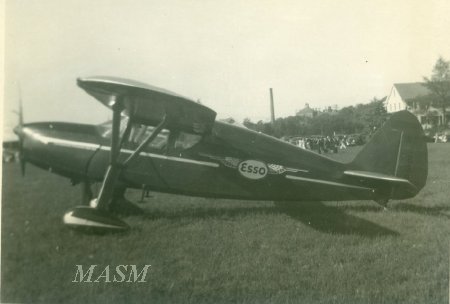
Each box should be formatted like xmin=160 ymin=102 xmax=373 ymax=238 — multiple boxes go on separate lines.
xmin=241 ymin=97 xmax=388 ymax=138
xmin=361 ymin=97 xmax=388 ymax=134
xmin=423 ymin=56 xmax=450 ymax=128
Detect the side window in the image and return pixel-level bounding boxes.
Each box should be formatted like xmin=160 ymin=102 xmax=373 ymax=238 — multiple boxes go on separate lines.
xmin=174 ymin=132 xmax=202 ymax=150
xmin=96 ymin=118 xmax=170 ymax=152
xmin=130 ymin=124 xmax=169 ymax=151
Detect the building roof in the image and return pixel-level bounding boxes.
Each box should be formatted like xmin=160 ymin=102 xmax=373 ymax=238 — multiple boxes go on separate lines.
xmin=394 ymin=82 xmax=431 ymax=101
xmin=296 ymin=103 xmax=315 ymax=116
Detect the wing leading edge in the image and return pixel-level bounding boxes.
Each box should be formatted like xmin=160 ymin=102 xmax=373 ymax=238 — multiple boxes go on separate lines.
xmin=77 ymin=76 xmax=217 ymax=135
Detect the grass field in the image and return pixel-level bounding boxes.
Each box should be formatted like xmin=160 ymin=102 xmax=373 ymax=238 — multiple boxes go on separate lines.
xmin=1 ymin=145 xmax=449 ymax=303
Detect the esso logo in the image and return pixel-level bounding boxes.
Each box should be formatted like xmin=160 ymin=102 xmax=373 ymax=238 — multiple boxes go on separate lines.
xmin=238 ymin=160 xmax=268 ymax=180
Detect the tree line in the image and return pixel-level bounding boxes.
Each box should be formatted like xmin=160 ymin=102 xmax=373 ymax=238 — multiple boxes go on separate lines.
xmin=243 ymin=97 xmax=387 ymax=138
xmin=243 ymin=56 xmax=450 ymax=138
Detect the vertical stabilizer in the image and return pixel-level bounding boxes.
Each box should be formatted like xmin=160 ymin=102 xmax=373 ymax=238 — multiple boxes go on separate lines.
xmin=350 ymin=111 xmax=428 ymax=196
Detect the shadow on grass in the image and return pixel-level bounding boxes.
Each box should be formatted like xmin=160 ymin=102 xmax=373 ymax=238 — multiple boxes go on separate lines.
xmin=392 ymin=203 xmax=450 ymax=219
xmin=140 ymin=205 xmax=277 ymax=221
xmin=138 ymin=201 xmax=398 ymax=238
xmin=274 ymin=201 xmax=399 ymax=237
xmin=340 ymin=203 xmax=450 ymax=219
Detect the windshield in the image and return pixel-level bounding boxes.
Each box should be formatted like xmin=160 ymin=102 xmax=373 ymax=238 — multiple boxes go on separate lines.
xmin=96 ymin=116 xmax=129 ymax=139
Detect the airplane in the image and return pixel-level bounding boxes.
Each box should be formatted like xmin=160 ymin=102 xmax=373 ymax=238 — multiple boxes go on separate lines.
xmin=14 ymin=76 xmax=428 ymax=232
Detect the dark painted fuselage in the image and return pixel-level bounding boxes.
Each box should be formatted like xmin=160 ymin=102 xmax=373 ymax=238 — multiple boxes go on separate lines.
xmin=19 ymin=119 xmax=380 ymax=202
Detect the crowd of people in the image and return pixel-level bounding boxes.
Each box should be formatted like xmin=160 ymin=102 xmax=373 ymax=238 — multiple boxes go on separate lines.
xmin=284 ymin=134 xmax=365 ymax=154
xmin=433 ymin=133 xmax=449 ymax=143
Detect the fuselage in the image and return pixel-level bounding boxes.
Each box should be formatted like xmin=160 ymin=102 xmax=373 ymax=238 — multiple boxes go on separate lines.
xmin=17 ymin=120 xmax=378 ymax=202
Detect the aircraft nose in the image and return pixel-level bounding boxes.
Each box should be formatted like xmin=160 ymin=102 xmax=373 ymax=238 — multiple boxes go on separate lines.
xmin=12 ymin=123 xmax=59 ymax=175
xmin=14 ymin=124 xmax=40 ymax=144
xmin=13 ymin=122 xmax=103 ymax=178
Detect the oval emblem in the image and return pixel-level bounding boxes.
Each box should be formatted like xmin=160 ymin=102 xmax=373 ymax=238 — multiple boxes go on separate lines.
xmin=238 ymin=160 xmax=268 ymax=180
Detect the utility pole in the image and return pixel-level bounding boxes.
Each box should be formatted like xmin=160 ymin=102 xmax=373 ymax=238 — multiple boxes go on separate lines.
xmin=270 ymin=88 xmax=275 ymax=124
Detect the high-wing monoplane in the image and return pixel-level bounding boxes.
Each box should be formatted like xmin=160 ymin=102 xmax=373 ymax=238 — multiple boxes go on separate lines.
xmin=14 ymin=76 xmax=428 ymax=232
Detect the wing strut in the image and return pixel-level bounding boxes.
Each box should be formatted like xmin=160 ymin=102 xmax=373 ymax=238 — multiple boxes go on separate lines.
xmin=64 ymin=95 xmax=168 ymax=232
xmin=94 ymin=95 xmax=167 ymax=210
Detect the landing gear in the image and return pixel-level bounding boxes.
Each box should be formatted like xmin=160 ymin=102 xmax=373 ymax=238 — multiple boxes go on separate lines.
xmin=63 ymin=206 xmax=129 ymax=233
xmin=375 ymin=199 xmax=389 ymax=211
xmin=81 ymin=180 xmax=93 ymax=205
xmin=63 ymin=96 xmax=167 ymax=233
xmin=109 ymin=186 xmax=144 ymax=215
xmin=87 ymin=185 xmax=143 ymax=215
xmin=66 ymin=182 xmax=144 ymax=232
xmin=139 ymin=184 xmax=153 ymax=203
xmin=65 ymin=182 xmax=132 ymax=232
xmin=65 ymin=180 xmax=130 ymax=233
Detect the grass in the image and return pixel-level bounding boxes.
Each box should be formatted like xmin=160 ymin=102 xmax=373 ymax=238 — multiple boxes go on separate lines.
xmin=1 ymin=145 xmax=450 ymax=303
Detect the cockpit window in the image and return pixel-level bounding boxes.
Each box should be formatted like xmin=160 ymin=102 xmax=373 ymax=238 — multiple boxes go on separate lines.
xmin=174 ymin=132 xmax=202 ymax=150
xmin=96 ymin=117 xmax=202 ymax=153
xmin=97 ymin=117 xmax=168 ymax=150
xmin=130 ymin=124 xmax=169 ymax=150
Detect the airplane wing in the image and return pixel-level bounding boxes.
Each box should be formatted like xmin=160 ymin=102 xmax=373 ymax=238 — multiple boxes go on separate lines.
xmin=77 ymin=76 xmax=217 ymax=135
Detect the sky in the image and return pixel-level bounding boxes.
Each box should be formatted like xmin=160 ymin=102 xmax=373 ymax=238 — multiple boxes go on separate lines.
xmin=3 ymin=0 xmax=450 ymax=140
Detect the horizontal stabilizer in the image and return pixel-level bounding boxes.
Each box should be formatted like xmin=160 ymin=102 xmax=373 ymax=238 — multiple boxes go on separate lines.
xmin=344 ymin=170 xmax=417 ymax=195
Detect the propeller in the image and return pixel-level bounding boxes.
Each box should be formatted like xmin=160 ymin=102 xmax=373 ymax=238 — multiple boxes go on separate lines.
xmin=13 ymin=85 xmax=26 ymax=176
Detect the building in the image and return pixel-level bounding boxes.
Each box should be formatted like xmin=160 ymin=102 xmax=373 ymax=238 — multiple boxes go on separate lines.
xmin=296 ymin=103 xmax=317 ymax=118
xmin=385 ymin=82 xmax=449 ymax=128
